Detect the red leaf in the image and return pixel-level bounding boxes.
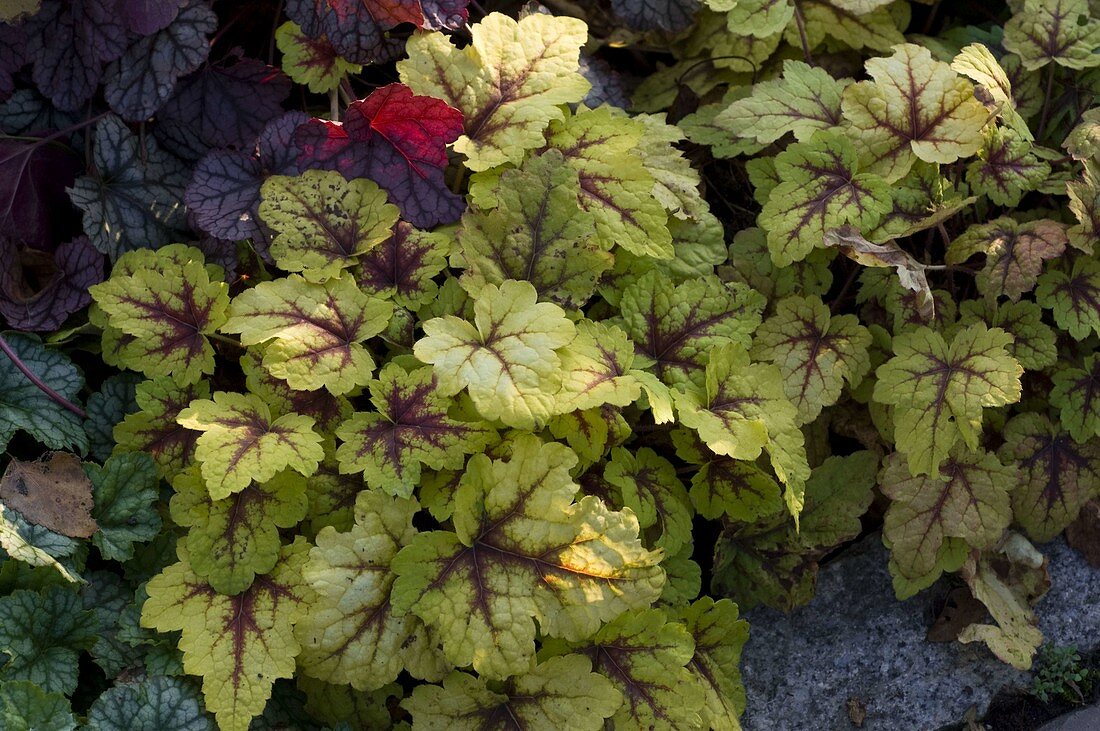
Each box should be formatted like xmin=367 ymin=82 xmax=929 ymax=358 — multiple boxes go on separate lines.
xmin=295 ymin=83 xmax=465 ymax=228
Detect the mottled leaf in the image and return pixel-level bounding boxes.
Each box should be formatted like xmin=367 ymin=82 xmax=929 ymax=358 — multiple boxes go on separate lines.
xmin=259 ymin=169 xmax=399 ymax=281
xmin=0 ymin=332 xmax=87 ymax=453
xmin=1036 ymin=256 xmax=1100 ymax=339
xmin=275 ymin=21 xmax=362 ymax=94
xmin=86 ymin=452 xmax=161 ymax=561
xmin=1003 ymin=0 xmax=1100 ymax=70
xmin=352 ymin=221 xmax=450 ymax=310
xmin=0 ymin=587 xmax=96 ymax=694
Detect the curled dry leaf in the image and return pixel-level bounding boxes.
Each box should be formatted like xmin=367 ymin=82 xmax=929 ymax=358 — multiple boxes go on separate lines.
xmin=823 ymin=225 xmax=934 ymax=320
xmin=0 ymin=452 xmax=97 ymax=538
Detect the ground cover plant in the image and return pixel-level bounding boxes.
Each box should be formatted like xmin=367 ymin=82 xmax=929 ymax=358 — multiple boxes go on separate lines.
xmin=0 ymin=0 xmax=1098 ymax=728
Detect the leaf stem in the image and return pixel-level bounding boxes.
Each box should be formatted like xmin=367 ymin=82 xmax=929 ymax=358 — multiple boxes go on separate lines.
xmin=1038 ymin=63 xmax=1056 ymax=141
xmin=0 ymin=334 xmax=87 ymax=419
xmin=792 ymin=3 xmax=814 ymax=66
xmin=208 ymin=332 xmax=244 ymax=348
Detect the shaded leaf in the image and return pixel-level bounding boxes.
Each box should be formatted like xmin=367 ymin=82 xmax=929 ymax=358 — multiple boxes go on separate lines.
xmin=0 ymin=333 xmax=86 ymax=453
xmin=1000 ymin=413 xmax=1100 ymax=543
xmin=676 ymin=597 xmax=748 ymax=730
xmin=0 ymin=587 xmax=97 ymax=694
xmin=1051 ymin=354 xmax=1100 ymax=443
xmin=275 ymin=21 xmax=362 ymax=94
xmin=947 ymin=217 xmax=1067 ymax=301
xmin=171 ymin=467 xmax=307 ymax=595
xmin=86 ymin=676 xmax=214 ymax=730
xmin=1036 ymin=256 xmax=1100 ymax=339
xmin=113 ymin=377 xmax=208 ymax=479
xmin=0 ymin=236 xmax=103 ymax=332
xmin=86 ymin=452 xmax=161 ymax=561
xmin=352 ymin=221 xmax=450 ymax=310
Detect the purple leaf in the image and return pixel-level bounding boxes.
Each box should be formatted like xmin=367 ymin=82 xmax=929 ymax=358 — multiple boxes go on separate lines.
xmin=103 ymin=0 xmax=217 ymax=121
xmin=579 ymin=56 xmax=631 ymax=109
xmin=285 ymin=0 xmax=424 ymax=63
xmin=0 ymin=23 xmax=27 ymax=102
xmin=120 ymin=0 xmax=185 ymax=35
xmin=295 ymin=83 xmax=464 ymax=228
xmin=68 ymin=114 xmax=190 ymax=259
xmin=420 ymin=0 xmax=468 ymax=29
xmin=0 ymin=235 xmax=103 ymax=331
xmin=155 ymin=54 xmax=292 ymax=161
xmin=185 ymin=111 xmax=307 ymax=241
xmin=26 ymin=0 xmax=127 ymax=111
xmin=0 ymin=89 xmax=83 ymax=138
xmin=0 ymin=137 xmax=82 ymax=250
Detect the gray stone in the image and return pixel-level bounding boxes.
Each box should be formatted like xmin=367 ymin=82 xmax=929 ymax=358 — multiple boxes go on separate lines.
xmin=1038 ymin=704 xmax=1100 ymax=731
xmin=738 ymin=534 xmax=1100 ymax=731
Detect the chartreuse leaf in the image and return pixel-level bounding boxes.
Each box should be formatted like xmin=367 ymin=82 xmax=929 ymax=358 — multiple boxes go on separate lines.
xmin=616 ymin=270 xmax=765 ymax=388
xmin=0 ymin=587 xmax=97 ymax=694
xmin=457 ymin=150 xmax=609 ymax=308
xmin=0 ymin=333 xmax=87 ymax=454
xmin=259 ymin=170 xmax=399 ymax=282
xmin=1052 ymin=355 xmax=1100 ymax=442
xmin=1036 ymin=256 xmax=1100 ymax=339
xmin=549 ymin=406 xmax=631 ymax=468
xmin=966 ymin=127 xmax=1050 ymax=206
xmin=1003 ymin=0 xmax=1100 ymax=71
xmin=113 ymin=378 xmax=209 ymax=479
xmin=0 ymin=680 xmax=76 ymax=731
xmin=298 ymin=491 xmax=445 ymax=692
xmin=557 ymin=320 xmax=643 ymax=412
xmin=543 ymin=106 xmax=672 ymax=259
xmin=842 ymin=44 xmax=990 ymax=181
xmin=713 ymin=60 xmax=849 ymax=144
xmin=796 ymin=0 xmax=905 ymax=51
xmin=89 ymin=245 xmax=229 ymax=385
xmin=391 ymin=436 xmax=664 ymax=679
xmin=403 ymin=655 xmax=621 ymax=730
xmin=752 ymin=295 xmax=872 ymax=424
xmin=711 ymin=452 xmax=877 ymax=610
xmin=604 ymin=447 xmax=693 ymax=555
xmin=397 ymin=12 xmax=590 ymax=171
xmin=86 ymin=452 xmax=161 ymax=562
xmin=413 ymin=280 xmax=577 ymax=430
xmin=142 ymin=540 xmax=313 ymax=731
xmin=951 ymin=43 xmax=1033 ymax=141
xmin=335 ymin=364 xmax=494 ymax=498
xmin=759 ymin=129 xmax=892 ymax=266
xmin=633 ymin=112 xmax=708 ymax=221
xmin=177 ymin=391 xmax=325 ymax=500
xmin=874 ymin=324 xmax=1023 ymax=476
xmin=881 ymin=447 xmax=1015 ymax=591
xmin=572 ymin=608 xmax=704 ymax=729
xmin=297 ymin=677 xmax=399 ymax=730
xmin=677 ymin=597 xmax=749 ymax=730
xmin=86 ymin=676 xmax=213 ymax=730
xmin=223 ymin=275 xmax=392 ymax=395
xmin=674 ymin=345 xmax=810 ymax=517
xmin=170 ymin=467 xmax=307 ymax=596
xmin=275 ymin=21 xmax=361 ymax=93
xmin=999 ymin=413 xmax=1100 ymax=543
xmin=947 ymin=218 xmax=1068 ymax=301
xmin=1066 ymin=109 xmax=1100 ymax=162
xmin=722 ymin=227 xmax=833 ymax=301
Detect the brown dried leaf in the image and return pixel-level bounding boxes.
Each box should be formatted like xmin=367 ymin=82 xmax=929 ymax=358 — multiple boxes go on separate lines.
xmin=823 ymin=225 xmax=935 ymax=320
xmin=0 ymin=452 xmax=97 ymax=537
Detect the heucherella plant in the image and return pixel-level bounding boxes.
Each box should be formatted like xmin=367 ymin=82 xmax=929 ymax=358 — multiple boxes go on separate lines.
xmin=0 ymin=0 xmax=1098 ymax=728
